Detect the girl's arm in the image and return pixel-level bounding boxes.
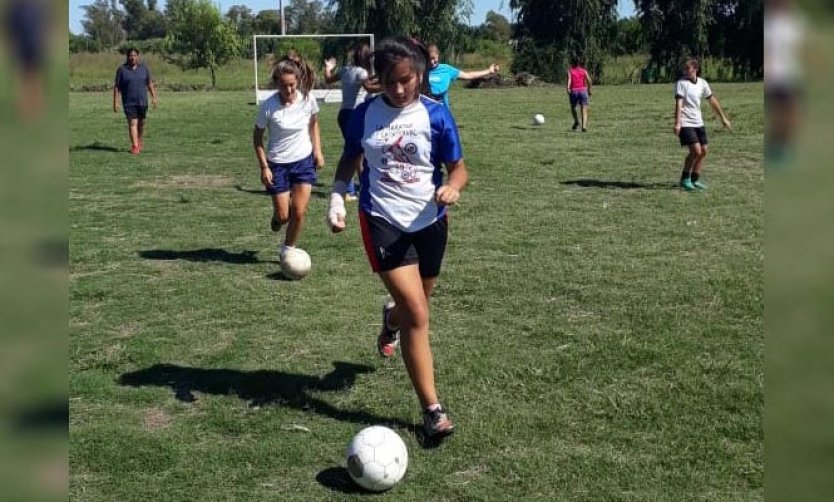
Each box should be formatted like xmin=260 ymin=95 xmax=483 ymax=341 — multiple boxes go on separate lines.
xmin=309 ymin=114 xmax=324 ymax=168
xmin=566 ymin=71 xmax=572 ymax=93
xmin=253 ymin=126 xmax=272 ymax=187
xmin=585 ymin=70 xmax=592 ymax=95
xmin=708 ymin=95 xmax=732 ymax=130
xmin=324 ymin=58 xmax=340 ymax=84
xmin=458 ymin=64 xmax=500 ymax=80
xmin=435 ymin=159 xmax=468 ymax=206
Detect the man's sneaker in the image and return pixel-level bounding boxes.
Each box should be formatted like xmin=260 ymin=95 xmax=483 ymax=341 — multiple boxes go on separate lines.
xmin=377 ymin=295 xmax=400 ymax=358
xmin=692 ymin=180 xmax=708 ymax=191
xmin=423 ymin=405 xmax=455 ymax=438
xmin=680 ymin=179 xmax=696 ymax=192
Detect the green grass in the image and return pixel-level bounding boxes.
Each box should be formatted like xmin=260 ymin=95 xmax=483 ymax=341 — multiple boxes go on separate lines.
xmin=70 ymin=83 xmax=763 ymax=500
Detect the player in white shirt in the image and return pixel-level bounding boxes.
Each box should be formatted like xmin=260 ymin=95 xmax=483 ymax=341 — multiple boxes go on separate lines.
xmin=327 ymin=37 xmax=469 ymax=440
xmin=674 ymin=58 xmax=731 ymax=191
xmin=253 ymin=54 xmax=324 ymax=258
xmin=324 ymin=43 xmax=382 ymax=200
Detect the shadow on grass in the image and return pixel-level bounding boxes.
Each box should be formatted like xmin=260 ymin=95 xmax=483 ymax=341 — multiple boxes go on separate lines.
xmin=316 ymin=467 xmax=366 ymax=494
xmin=118 ymin=362 xmax=412 ymax=429
xmin=561 ymin=179 xmax=678 ymax=190
xmin=70 ymin=142 xmax=121 ymax=152
xmin=139 ymin=248 xmax=274 ymax=264
xmin=234 ymin=184 xmax=327 ymax=199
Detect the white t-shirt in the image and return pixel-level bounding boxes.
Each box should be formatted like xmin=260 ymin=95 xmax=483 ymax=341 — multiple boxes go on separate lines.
xmin=255 ymin=91 xmax=319 ymax=163
xmin=345 ymin=95 xmax=463 ymax=232
xmin=675 ymin=77 xmax=713 ymax=128
xmin=764 ymin=9 xmax=806 ymax=86
xmin=339 ymin=65 xmax=369 ymax=110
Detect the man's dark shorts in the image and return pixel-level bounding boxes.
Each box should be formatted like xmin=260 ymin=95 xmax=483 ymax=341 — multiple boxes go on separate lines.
xmin=124 ymin=105 xmax=148 ymax=120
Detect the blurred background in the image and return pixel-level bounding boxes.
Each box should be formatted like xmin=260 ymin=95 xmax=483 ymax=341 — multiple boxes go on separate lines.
xmin=1 ymin=0 xmax=67 ymax=499
xmin=767 ymin=1 xmax=834 ymax=500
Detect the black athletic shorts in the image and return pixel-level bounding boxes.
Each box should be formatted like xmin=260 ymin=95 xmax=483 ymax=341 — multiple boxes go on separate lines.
xmin=679 ymin=126 xmax=708 ymax=147
xmin=358 ymin=211 xmax=448 ymax=278
xmin=124 ymin=105 xmax=148 ymax=120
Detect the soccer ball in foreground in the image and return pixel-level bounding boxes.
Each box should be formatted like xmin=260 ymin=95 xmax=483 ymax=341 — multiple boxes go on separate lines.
xmin=280 ymin=247 xmax=311 ymax=280
xmin=533 ymin=113 xmax=546 ymax=125
xmin=346 ymin=426 xmax=408 ymax=492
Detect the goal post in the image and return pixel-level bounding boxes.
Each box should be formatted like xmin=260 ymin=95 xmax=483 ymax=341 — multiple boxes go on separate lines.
xmin=252 ymin=34 xmax=375 ymax=105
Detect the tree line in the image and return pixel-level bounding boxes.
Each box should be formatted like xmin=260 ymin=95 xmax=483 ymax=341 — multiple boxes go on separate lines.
xmin=71 ymin=0 xmax=763 ymax=86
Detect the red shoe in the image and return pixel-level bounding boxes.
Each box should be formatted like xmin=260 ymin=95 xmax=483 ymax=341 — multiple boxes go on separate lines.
xmin=130 ymin=145 xmax=140 ymax=155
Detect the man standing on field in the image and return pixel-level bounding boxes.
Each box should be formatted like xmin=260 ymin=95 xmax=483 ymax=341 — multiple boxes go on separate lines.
xmin=113 ymin=48 xmax=158 ymax=155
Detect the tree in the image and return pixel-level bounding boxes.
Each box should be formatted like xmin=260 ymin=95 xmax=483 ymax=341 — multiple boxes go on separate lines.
xmin=481 ymin=10 xmax=512 ymax=42
xmin=81 ymin=0 xmax=126 ymax=50
xmin=328 ymin=0 xmax=473 ymax=52
xmin=285 ymin=0 xmax=334 ymax=34
xmin=226 ymin=5 xmax=255 ymax=38
xmin=510 ymin=0 xmax=618 ymax=82
xmin=119 ymin=0 xmax=166 ymax=39
xmin=164 ymin=0 xmax=242 ymax=87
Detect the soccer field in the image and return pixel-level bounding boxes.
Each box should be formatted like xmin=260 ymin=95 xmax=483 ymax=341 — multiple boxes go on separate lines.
xmin=70 ymin=84 xmax=763 ymax=500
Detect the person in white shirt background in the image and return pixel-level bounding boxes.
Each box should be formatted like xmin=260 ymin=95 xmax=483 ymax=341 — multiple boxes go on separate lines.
xmin=253 ymin=54 xmax=324 ymax=259
xmin=324 ymin=42 xmax=382 ymax=201
xmin=674 ymin=58 xmax=731 ymax=191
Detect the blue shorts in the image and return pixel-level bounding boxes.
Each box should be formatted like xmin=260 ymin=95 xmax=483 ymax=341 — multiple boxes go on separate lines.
xmin=266 ymin=154 xmax=317 ymax=194
xmin=570 ymin=90 xmax=589 ymax=107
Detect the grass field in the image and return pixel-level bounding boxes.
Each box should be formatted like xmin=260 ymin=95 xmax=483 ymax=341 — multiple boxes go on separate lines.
xmin=70 ymin=84 xmax=763 ymax=500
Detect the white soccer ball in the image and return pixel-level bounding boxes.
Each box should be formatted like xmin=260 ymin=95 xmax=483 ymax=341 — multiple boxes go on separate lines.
xmin=346 ymin=426 xmax=408 ymax=492
xmin=280 ymin=247 xmax=311 ymax=280
xmin=533 ymin=113 xmax=546 ymax=125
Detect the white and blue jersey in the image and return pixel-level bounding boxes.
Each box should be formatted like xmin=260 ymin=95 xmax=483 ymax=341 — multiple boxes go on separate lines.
xmin=428 ymin=64 xmax=461 ymax=107
xmin=344 ymin=95 xmax=463 ymax=233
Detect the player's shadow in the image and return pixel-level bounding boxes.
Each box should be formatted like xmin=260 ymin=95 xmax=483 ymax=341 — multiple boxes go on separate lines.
xmin=70 ymin=142 xmax=121 ymax=152
xmin=118 ymin=362 xmax=412 ymax=429
xmin=561 ymin=179 xmax=678 ymax=190
xmin=138 ymin=248 xmax=275 ymax=264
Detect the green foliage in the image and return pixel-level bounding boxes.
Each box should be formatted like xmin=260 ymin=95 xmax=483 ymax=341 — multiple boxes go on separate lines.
xmin=117 ymin=38 xmax=166 ymax=55
xmin=163 ymin=0 xmax=242 ymax=87
xmin=81 ymin=0 xmax=126 ymax=50
xmin=510 ymin=0 xmax=618 ymax=82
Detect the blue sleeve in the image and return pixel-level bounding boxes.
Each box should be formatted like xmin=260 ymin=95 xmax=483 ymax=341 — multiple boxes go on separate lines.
xmin=448 ymin=65 xmax=461 ymax=81
xmin=428 ymin=100 xmax=463 ymax=164
xmin=343 ymin=99 xmax=371 ymax=158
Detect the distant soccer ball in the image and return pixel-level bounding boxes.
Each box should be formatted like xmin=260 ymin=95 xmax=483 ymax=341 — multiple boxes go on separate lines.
xmin=280 ymin=247 xmax=311 ymax=280
xmin=346 ymin=426 xmax=408 ymax=492
xmin=533 ymin=113 xmax=546 ymax=125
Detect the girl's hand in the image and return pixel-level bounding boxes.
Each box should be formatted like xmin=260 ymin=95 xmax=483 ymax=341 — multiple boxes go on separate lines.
xmin=674 ymin=123 xmax=682 ymax=136
xmin=260 ymin=165 xmax=273 ymax=188
xmin=722 ymin=118 xmax=732 ymax=131
xmin=490 ymin=64 xmax=500 ymax=75
xmin=325 ymin=58 xmax=337 ymax=72
xmin=435 ymin=185 xmax=460 ymax=206
xmin=327 ymin=193 xmax=346 ymax=233
xmin=314 ymin=151 xmax=325 ymax=170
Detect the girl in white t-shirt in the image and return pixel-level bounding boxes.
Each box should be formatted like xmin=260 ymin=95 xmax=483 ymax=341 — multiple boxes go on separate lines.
xmin=324 ymin=43 xmax=381 ymax=200
xmin=253 ymin=54 xmax=324 ymax=258
xmin=673 ymin=58 xmax=731 ymax=191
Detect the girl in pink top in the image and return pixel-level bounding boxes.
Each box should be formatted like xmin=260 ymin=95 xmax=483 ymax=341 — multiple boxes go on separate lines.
xmin=566 ymin=56 xmax=592 ymax=132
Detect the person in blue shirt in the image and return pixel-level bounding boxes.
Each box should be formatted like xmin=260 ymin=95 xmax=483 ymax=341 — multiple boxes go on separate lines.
xmin=426 ymin=43 xmax=500 ymax=106
xmin=113 ymin=48 xmax=158 ymax=154
xmin=327 ymin=37 xmax=469 ymax=441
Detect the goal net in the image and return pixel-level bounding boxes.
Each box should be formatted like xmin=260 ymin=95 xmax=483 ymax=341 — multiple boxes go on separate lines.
xmin=252 ymin=34 xmax=375 ymax=105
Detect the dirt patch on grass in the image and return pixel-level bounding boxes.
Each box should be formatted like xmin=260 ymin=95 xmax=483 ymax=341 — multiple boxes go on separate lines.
xmin=143 ymin=407 xmax=173 ymax=431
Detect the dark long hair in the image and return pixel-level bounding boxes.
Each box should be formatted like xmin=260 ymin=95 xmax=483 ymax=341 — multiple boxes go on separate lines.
xmin=373 ymin=36 xmax=430 ymax=97
xmin=351 ymin=42 xmax=372 ymax=71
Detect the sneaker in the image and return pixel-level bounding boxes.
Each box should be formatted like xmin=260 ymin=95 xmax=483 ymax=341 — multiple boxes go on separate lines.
xmin=692 ymin=180 xmax=708 ymax=191
xmin=377 ymin=295 xmax=400 ymax=358
xmin=572 ymin=121 xmax=579 ymax=131
xmin=345 ymin=193 xmax=358 ymax=202
xmin=423 ymin=405 xmax=455 ymax=438
xmin=680 ymin=179 xmax=696 ymax=192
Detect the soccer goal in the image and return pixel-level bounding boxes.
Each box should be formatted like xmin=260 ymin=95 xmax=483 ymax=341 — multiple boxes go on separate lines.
xmin=252 ymin=34 xmax=375 ymax=105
